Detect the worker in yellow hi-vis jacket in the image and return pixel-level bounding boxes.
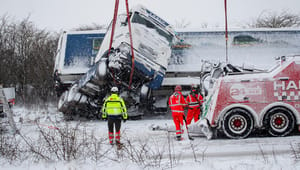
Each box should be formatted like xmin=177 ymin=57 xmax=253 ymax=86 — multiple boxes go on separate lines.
xmin=102 ymin=87 xmax=128 ymax=146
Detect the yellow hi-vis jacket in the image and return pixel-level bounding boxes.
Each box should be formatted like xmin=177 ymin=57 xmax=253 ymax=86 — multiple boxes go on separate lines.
xmin=101 ymin=93 xmax=128 ymax=120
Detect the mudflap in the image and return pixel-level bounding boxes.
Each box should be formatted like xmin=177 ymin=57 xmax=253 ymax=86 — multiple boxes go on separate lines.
xmin=197 ymin=118 xmax=214 ymax=140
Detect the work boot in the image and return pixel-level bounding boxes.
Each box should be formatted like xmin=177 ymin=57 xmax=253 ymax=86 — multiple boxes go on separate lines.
xmin=116 ymin=141 xmax=123 ymax=146
xmin=176 ymin=136 xmax=182 ymax=141
xmin=116 ymin=141 xmax=123 ymax=150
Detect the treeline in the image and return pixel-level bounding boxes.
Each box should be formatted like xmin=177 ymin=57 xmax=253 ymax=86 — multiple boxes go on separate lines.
xmin=0 ymin=16 xmax=59 ymax=108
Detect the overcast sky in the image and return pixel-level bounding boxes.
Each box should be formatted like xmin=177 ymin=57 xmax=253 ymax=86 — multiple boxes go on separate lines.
xmin=1 ymin=0 xmax=300 ymax=31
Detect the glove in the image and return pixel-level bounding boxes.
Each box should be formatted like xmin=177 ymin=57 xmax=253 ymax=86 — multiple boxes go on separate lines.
xmin=123 ymin=119 xmax=127 ymax=123
xmin=102 ymin=118 xmax=107 ymax=121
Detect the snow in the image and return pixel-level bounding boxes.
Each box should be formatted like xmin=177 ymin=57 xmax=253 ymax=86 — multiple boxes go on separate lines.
xmin=162 ymin=77 xmax=201 ymax=86
xmin=1 ymin=106 xmax=300 ymax=169
xmin=176 ymin=27 xmax=300 ymax=33
xmin=173 ymin=29 xmax=300 ymax=72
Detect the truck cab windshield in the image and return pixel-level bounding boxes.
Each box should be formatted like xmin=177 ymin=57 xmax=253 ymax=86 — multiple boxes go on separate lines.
xmin=131 ymin=12 xmax=173 ymax=43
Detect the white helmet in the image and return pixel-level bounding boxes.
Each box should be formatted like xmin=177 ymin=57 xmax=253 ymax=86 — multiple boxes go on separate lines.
xmin=111 ymin=86 xmax=118 ymax=93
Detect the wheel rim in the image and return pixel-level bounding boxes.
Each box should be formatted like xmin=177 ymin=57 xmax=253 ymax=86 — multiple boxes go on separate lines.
xmin=228 ymin=115 xmax=247 ymax=134
xmin=270 ymin=112 xmax=288 ymax=133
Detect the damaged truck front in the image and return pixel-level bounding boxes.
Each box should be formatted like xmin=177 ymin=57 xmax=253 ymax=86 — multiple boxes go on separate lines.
xmin=54 ymin=5 xmax=177 ymax=119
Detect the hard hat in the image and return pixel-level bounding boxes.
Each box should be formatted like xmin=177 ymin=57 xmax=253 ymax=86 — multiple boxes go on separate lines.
xmin=175 ymin=85 xmax=182 ymax=91
xmin=111 ymin=86 xmax=118 ymax=93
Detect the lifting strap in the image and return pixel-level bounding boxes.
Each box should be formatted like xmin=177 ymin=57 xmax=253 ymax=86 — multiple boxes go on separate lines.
xmin=108 ymin=0 xmax=120 ymax=85
xmin=108 ymin=0 xmax=119 ymax=56
xmin=224 ymin=0 xmax=229 ymax=63
xmin=108 ymin=0 xmax=135 ymax=89
xmin=125 ymin=0 xmax=135 ymax=89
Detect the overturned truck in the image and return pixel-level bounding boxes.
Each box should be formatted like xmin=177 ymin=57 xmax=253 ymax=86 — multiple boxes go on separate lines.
xmin=54 ymin=5 xmax=182 ymax=119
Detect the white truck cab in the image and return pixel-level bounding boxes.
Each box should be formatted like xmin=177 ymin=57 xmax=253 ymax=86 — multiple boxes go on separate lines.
xmin=95 ymin=5 xmax=176 ymax=90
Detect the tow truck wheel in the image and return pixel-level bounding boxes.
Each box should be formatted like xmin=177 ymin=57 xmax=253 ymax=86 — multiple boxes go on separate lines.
xmin=264 ymin=107 xmax=295 ymax=137
xmin=222 ymin=108 xmax=254 ymax=139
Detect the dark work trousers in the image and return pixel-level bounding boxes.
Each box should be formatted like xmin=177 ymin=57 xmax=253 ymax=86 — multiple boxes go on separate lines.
xmin=107 ymin=118 xmax=122 ymax=144
xmin=108 ymin=118 xmax=121 ymax=133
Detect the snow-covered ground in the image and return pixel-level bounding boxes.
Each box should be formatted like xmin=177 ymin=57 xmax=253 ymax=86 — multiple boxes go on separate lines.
xmin=1 ymin=106 xmax=300 ymax=170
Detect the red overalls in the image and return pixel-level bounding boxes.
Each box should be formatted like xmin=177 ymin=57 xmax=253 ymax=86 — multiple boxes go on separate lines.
xmin=186 ymin=93 xmax=203 ymax=125
xmin=168 ymin=91 xmax=187 ymax=139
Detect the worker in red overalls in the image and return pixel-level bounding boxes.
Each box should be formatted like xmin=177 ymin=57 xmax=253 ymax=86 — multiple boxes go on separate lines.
xmin=168 ymin=85 xmax=187 ymax=141
xmin=186 ymin=84 xmax=203 ymax=125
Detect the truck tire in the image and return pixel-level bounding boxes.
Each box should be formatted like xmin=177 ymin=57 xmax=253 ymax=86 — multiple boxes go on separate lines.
xmin=264 ymin=107 xmax=295 ymax=137
xmin=222 ymin=108 xmax=254 ymax=139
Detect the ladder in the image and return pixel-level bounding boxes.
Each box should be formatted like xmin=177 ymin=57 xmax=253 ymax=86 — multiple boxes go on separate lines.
xmin=0 ymin=85 xmax=17 ymax=134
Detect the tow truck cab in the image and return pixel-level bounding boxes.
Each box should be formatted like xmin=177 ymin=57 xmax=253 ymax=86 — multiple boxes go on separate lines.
xmin=203 ymin=55 xmax=300 ymax=139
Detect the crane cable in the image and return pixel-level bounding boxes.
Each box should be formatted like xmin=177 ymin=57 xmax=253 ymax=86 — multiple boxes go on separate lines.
xmin=107 ymin=0 xmax=120 ymax=85
xmin=224 ymin=0 xmax=229 ymax=63
xmin=125 ymin=0 xmax=135 ymax=89
xmin=107 ymin=0 xmax=135 ymax=89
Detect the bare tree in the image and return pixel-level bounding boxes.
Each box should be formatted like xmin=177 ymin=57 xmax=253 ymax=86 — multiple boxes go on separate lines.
xmin=0 ymin=15 xmax=59 ymax=107
xmin=249 ymin=10 xmax=300 ymax=28
xmin=174 ymin=19 xmax=191 ymax=29
xmin=201 ymin=23 xmax=208 ymax=29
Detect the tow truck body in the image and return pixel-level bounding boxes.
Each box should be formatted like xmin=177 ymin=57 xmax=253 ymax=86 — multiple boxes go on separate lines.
xmin=200 ymin=55 xmax=300 ymax=139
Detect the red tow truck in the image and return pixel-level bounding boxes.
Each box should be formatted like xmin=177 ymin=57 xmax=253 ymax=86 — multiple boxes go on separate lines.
xmin=200 ymin=55 xmax=300 ymax=139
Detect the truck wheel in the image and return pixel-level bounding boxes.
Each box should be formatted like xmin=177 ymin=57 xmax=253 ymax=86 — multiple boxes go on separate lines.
xmin=222 ymin=108 xmax=253 ymax=139
xmin=264 ymin=107 xmax=295 ymax=137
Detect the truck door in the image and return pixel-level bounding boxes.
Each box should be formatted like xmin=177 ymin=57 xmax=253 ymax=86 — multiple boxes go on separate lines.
xmin=226 ymin=80 xmax=267 ymax=104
